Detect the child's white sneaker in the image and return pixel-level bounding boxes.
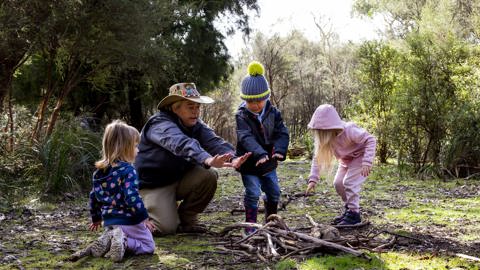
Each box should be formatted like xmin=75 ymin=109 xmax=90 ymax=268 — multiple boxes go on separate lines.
xmin=104 ymin=227 xmax=126 ymax=262
xmin=91 ymin=229 xmax=114 ymax=257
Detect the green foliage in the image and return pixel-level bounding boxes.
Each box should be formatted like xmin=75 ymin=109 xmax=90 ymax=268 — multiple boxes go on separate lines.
xmin=0 ymin=0 xmax=51 ymax=105
xmin=29 ymin=119 xmax=101 ymax=195
xmin=352 ymin=40 xmax=400 ymax=163
xmin=351 ymin=3 xmax=480 ymax=177
xmin=0 ymin=106 xmax=38 ymax=202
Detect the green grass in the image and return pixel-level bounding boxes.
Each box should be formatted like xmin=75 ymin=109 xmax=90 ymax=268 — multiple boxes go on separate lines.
xmin=1 ymin=161 xmax=480 ymax=269
xmin=280 ymin=252 xmax=480 ymax=270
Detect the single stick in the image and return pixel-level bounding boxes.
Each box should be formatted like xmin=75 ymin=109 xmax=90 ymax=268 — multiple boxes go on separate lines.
xmin=220 ymin=222 xmax=264 ymax=236
xmin=270 ymin=236 xmax=299 ymax=251
xmin=262 ymin=231 xmax=280 ymax=257
xmin=456 ymin=253 xmax=480 ymax=262
xmin=234 ymin=228 xmax=261 ymax=245
xmin=372 ymin=237 xmax=396 ymax=252
xmin=281 ymin=246 xmax=316 ymax=260
xmin=267 ymin=214 xmax=290 ymax=231
xmin=381 ymin=230 xmax=423 ymax=243
xmin=239 ymin=243 xmax=257 ymax=253
xmin=305 ymin=214 xmax=318 ymax=227
xmin=256 ymin=251 xmax=268 ymax=262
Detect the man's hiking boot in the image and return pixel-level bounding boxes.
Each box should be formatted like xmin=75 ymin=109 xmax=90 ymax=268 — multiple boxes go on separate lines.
xmin=177 ymin=223 xmax=208 ymax=233
xmin=264 ymin=200 xmax=278 ymax=222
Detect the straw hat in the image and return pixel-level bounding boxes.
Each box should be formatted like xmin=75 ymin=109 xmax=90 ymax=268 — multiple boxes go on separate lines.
xmin=157 ymin=82 xmax=214 ymax=109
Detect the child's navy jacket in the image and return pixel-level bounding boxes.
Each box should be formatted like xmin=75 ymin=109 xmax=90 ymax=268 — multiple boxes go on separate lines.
xmin=235 ymin=100 xmax=289 ymax=176
xmin=89 ymin=161 xmax=148 ymax=226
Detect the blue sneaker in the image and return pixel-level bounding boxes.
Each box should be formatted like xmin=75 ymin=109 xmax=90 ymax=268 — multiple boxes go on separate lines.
xmin=331 ymin=205 xmax=348 ymax=225
xmin=337 ymin=210 xmax=361 ymax=225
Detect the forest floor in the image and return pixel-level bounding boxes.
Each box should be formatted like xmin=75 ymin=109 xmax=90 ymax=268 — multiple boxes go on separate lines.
xmin=1 ymin=160 xmax=480 ymax=270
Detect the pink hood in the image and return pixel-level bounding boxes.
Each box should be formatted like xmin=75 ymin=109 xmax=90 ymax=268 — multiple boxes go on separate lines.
xmin=308 ymin=104 xmax=345 ymax=130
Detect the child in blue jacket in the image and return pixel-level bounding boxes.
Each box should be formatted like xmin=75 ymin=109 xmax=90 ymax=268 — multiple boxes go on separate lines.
xmin=235 ymin=61 xmax=290 ymax=232
xmin=88 ymin=120 xmax=156 ymax=262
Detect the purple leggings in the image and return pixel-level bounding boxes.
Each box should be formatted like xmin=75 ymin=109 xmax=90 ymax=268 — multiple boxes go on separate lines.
xmin=118 ymin=223 xmax=155 ymax=255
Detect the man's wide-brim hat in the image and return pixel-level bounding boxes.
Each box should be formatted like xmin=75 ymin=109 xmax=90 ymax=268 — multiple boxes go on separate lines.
xmin=157 ymin=82 xmax=214 ymax=109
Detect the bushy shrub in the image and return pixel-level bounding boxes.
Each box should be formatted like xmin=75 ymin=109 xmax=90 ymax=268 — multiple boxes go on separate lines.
xmin=29 ymin=119 xmax=101 ymax=196
xmin=0 ymin=107 xmax=101 ymax=201
xmin=0 ymin=106 xmax=38 ymax=203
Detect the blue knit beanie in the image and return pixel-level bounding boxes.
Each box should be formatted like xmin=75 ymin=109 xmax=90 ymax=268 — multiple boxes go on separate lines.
xmin=240 ymin=61 xmax=270 ymax=101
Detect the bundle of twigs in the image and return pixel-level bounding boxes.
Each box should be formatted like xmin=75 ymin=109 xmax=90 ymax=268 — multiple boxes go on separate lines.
xmin=218 ymin=214 xmax=368 ymax=262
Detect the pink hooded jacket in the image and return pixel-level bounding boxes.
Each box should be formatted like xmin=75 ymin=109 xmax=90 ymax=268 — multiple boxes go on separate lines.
xmin=307 ymin=104 xmax=376 ymax=183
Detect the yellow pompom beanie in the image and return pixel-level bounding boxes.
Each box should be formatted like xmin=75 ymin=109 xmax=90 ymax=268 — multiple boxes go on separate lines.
xmin=240 ymin=61 xmax=271 ymax=101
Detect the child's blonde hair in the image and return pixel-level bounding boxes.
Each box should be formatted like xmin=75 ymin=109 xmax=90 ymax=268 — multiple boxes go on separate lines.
xmin=313 ymin=129 xmax=342 ymax=173
xmin=95 ymin=120 xmax=140 ymax=169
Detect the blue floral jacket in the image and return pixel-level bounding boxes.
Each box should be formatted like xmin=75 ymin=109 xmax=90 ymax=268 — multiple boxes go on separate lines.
xmin=89 ymin=161 xmax=148 ymax=226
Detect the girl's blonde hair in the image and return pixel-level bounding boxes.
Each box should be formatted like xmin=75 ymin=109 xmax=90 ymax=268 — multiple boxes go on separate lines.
xmin=313 ymin=129 xmax=342 ymax=173
xmin=95 ymin=120 xmax=140 ymax=169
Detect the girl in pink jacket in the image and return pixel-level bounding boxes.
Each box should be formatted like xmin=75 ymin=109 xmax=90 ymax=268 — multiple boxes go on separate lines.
xmin=305 ymin=104 xmax=376 ymax=225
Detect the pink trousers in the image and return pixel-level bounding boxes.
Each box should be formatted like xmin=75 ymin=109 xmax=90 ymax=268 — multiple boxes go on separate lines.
xmin=333 ymin=164 xmax=366 ymax=212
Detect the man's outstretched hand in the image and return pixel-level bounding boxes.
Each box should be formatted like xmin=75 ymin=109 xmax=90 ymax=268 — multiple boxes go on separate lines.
xmin=231 ymin=152 xmax=252 ymax=169
xmin=204 ymin=152 xmax=252 ymax=169
xmin=204 ymin=153 xmax=234 ymax=168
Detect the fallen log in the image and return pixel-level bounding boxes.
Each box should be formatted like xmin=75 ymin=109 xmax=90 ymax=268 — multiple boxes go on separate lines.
xmin=372 ymin=237 xmax=396 ymax=252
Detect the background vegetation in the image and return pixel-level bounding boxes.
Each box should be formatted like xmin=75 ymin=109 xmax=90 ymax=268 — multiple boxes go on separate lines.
xmin=1 ymin=0 xmax=479 ymax=232
xmin=1 ymin=0 xmax=480 ymax=269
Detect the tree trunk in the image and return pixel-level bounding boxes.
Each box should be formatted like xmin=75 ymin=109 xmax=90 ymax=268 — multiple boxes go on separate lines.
xmin=0 ymin=72 xmax=13 ymax=115
xmin=378 ymin=139 xmax=388 ymax=163
xmin=46 ymin=85 xmax=71 ymax=137
xmin=45 ymin=54 xmax=87 ymax=137
xmin=7 ymin=91 xmax=14 ymax=152
xmin=126 ymin=70 xmax=144 ymax=130
xmin=31 ymin=52 xmax=56 ymax=141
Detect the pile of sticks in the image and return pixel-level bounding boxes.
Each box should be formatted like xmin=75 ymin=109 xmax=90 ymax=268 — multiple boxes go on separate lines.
xmin=218 ymin=214 xmax=368 ymax=262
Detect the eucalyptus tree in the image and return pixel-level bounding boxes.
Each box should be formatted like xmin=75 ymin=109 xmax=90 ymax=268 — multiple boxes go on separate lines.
xmin=353 ymin=0 xmax=480 ymax=41
xmin=123 ymin=0 xmax=259 ymax=126
xmin=353 ymin=0 xmax=480 ymax=175
xmin=12 ymin=0 xmax=259 ymax=137
xmin=0 ymin=1 xmax=50 ymax=113
xmin=246 ymin=32 xmax=293 ymax=108
xmin=355 ymin=41 xmax=399 ymax=163
xmin=69 ymin=0 xmax=260 ymax=130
